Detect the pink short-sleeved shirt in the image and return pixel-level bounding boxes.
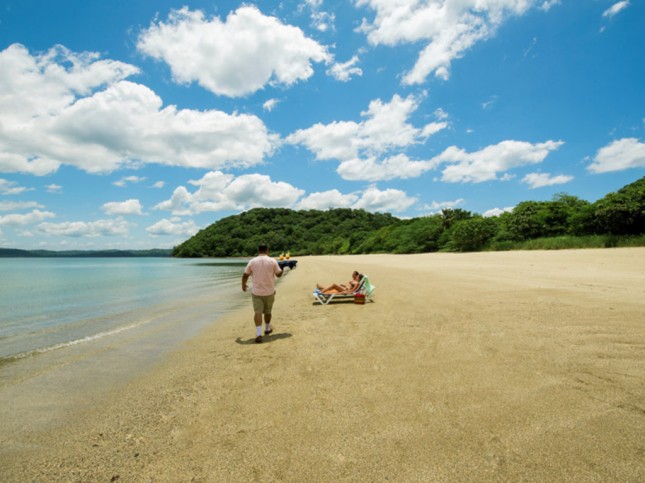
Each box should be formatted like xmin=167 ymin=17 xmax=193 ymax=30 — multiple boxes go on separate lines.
xmin=244 ymin=255 xmax=282 ymax=296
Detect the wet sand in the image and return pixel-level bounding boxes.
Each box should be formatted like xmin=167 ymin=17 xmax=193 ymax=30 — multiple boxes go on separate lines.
xmin=2 ymin=248 xmax=644 ymax=481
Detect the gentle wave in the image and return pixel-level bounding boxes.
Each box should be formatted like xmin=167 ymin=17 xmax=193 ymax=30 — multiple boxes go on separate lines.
xmin=0 ymin=317 xmax=153 ymax=364
xmin=0 ymin=257 xmax=246 ymax=359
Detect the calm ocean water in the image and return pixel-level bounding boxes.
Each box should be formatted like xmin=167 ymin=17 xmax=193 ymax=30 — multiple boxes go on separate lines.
xmin=0 ymin=257 xmax=252 ymax=441
xmin=0 ymin=257 xmax=247 ymax=360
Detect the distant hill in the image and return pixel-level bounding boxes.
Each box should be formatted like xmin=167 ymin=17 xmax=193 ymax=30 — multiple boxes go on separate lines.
xmin=0 ymin=248 xmax=173 ymax=258
xmin=172 ymin=208 xmax=399 ymax=257
xmin=173 ymin=176 xmax=645 ymax=257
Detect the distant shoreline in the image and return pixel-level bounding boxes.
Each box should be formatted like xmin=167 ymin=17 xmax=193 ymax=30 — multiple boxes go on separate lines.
xmin=0 ymin=248 xmax=173 ymax=258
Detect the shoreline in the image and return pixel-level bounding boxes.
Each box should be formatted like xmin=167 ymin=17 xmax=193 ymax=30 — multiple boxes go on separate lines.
xmin=0 ymin=269 xmax=247 ymax=445
xmin=2 ymin=248 xmax=644 ymax=481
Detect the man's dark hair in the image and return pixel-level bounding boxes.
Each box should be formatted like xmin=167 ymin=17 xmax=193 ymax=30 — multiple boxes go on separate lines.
xmin=258 ymin=244 xmax=269 ymax=253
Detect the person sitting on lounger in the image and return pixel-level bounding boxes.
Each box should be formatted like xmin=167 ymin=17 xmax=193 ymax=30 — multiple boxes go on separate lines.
xmin=316 ymin=271 xmax=363 ymax=294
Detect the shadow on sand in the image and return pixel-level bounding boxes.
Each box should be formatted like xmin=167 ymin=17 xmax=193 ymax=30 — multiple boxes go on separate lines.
xmin=235 ymin=332 xmax=293 ymax=345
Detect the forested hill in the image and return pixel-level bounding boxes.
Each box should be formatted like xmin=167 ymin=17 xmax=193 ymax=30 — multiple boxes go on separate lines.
xmin=172 ymin=208 xmax=398 ymax=257
xmin=173 ymin=176 xmax=645 ymax=257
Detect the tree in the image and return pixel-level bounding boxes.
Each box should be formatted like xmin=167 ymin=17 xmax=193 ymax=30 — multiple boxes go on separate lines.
xmin=503 ymin=201 xmax=550 ymax=241
xmin=448 ymin=217 xmax=498 ymax=252
xmin=547 ymin=193 xmax=591 ymax=236
xmin=440 ymin=208 xmax=473 ymax=230
xmin=171 ymin=177 xmax=645 ymax=257
xmin=591 ymin=177 xmax=645 ymax=235
xmin=173 ymin=208 xmax=401 ymax=257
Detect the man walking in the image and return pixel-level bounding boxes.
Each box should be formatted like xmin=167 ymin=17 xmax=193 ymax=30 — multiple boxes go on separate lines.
xmin=242 ymin=244 xmax=283 ymax=343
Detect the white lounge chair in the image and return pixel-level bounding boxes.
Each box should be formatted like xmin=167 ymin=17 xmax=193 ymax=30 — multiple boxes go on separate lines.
xmin=313 ymin=275 xmax=375 ymax=305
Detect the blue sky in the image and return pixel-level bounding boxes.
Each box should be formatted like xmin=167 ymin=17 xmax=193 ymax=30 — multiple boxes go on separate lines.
xmin=0 ymin=0 xmax=643 ymax=250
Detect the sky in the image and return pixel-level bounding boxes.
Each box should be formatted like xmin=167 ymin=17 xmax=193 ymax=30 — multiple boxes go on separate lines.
xmin=0 ymin=0 xmax=644 ymax=250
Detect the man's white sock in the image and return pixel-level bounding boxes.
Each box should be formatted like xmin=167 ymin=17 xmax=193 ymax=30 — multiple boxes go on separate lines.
xmin=256 ymin=326 xmax=263 ymax=337
xmin=265 ymin=323 xmax=272 ymax=332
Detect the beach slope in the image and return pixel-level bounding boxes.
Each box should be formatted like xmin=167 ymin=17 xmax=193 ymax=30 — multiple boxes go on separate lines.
xmin=2 ymin=249 xmax=644 ymax=481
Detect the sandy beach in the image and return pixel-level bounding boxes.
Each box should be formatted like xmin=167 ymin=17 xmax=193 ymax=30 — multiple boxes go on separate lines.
xmin=2 ymin=248 xmax=644 ymax=482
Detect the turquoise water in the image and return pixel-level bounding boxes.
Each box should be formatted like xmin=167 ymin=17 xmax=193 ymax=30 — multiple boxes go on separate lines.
xmin=0 ymin=257 xmax=247 ymax=360
xmin=0 ymin=257 xmax=253 ymax=442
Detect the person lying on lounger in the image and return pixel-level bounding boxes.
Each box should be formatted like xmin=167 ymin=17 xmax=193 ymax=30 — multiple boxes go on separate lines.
xmin=316 ymin=271 xmax=363 ymax=294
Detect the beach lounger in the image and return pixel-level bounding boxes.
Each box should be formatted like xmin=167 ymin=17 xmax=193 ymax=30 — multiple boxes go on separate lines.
xmin=313 ymin=275 xmax=375 ymax=305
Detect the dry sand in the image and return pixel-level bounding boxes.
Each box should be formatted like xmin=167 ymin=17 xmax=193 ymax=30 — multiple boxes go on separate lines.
xmin=2 ymin=248 xmax=644 ymax=482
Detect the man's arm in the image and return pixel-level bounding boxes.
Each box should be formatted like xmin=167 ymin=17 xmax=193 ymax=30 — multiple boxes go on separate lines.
xmin=242 ymin=272 xmax=250 ymax=291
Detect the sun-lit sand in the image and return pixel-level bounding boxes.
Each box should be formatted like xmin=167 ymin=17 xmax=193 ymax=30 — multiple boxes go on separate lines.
xmin=2 ymin=248 xmax=644 ymax=481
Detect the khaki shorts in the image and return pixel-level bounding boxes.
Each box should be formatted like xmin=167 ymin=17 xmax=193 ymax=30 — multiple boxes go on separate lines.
xmin=252 ymin=292 xmax=275 ymax=315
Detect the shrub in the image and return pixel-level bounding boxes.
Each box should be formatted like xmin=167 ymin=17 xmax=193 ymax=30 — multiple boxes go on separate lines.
xmin=448 ymin=217 xmax=498 ymax=252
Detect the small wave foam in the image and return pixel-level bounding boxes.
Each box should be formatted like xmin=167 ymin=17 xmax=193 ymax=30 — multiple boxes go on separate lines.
xmin=0 ymin=318 xmax=153 ymax=364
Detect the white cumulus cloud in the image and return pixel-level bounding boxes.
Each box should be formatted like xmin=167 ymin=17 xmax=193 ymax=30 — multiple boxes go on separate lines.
xmin=46 ymin=184 xmax=63 ymax=193
xmin=223 ymin=174 xmax=305 ymax=208
xmin=337 ymin=154 xmax=440 ymax=182
xmin=146 ymin=218 xmax=199 ymax=237
xmin=102 ymin=199 xmax=144 ymax=216
xmin=0 ymin=201 xmax=43 ymax=211
xmin=435 ymin=140 xmax=564 ymax=183
xmin=588 ymin=138 xmax=645 ymax=173
xmin=296 ymin=189 xmax=360 ymax=210
xmin=263 ymin=98 xmax=280 ymax=111
xmin=603 ymin=1 xmax=629 ymax=18
xmin=356 ymin=0 xmax=541 ymax=85
xmin=0 ymin=44 xmax=138 ymax=121
xmin=155 ymin=171 xmax=304 ymax=215
xmin=156 ymin=172 xmax=415 ymax=215
xmin=434 ymin=108 xmax=449 ymax=120
xmin=0 ymin=209 xmax=55 ymax=226
xmin=327 ymin=55 xmax=363 ymax=82
xmin=137 ymin=6 xmax=331 ymax=97
xmin=422 ymin=199 xmax=465 ymax=214
xmin=483 ymin=206 xmax=514 ymax=217
xmin=0 ymin=179 xmax=31 ymax=195
xmin=0 ymin=44 xmax=275 ymax=176
xmin=521 ymin=172 xmax=573 ymax=188
xmin=113 ymin=176 xmax=146 ymax=187
xmin=155 ymin=186 xmax=199 ymax=216
xmin=540 ymin=1 xmax=561 ymax=12
xmin=305 ymin=0 xmax=336 ymax=32
xmin=37 ymin=218 xmax=130 ymax=237
xmin=287 ymin=94 xmax=448 ymax=181
xmin=297 ymin=185 xmax=417 ymax=213
xmin=354 ymin=186 xmax=416 ymax=213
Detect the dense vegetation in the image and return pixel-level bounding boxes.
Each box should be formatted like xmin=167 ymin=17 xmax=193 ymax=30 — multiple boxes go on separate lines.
xmin=173 ymin=208 xmax=399 ymax=257
xmin=174 ymin=176 xmax=645 ymax=257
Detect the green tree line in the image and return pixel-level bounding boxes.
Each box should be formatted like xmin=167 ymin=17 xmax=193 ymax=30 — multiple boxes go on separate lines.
xmin=173 ymin=176 xmax=645 ymax=257
xmin=173 ymin=208 xmax=398 ymax=257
